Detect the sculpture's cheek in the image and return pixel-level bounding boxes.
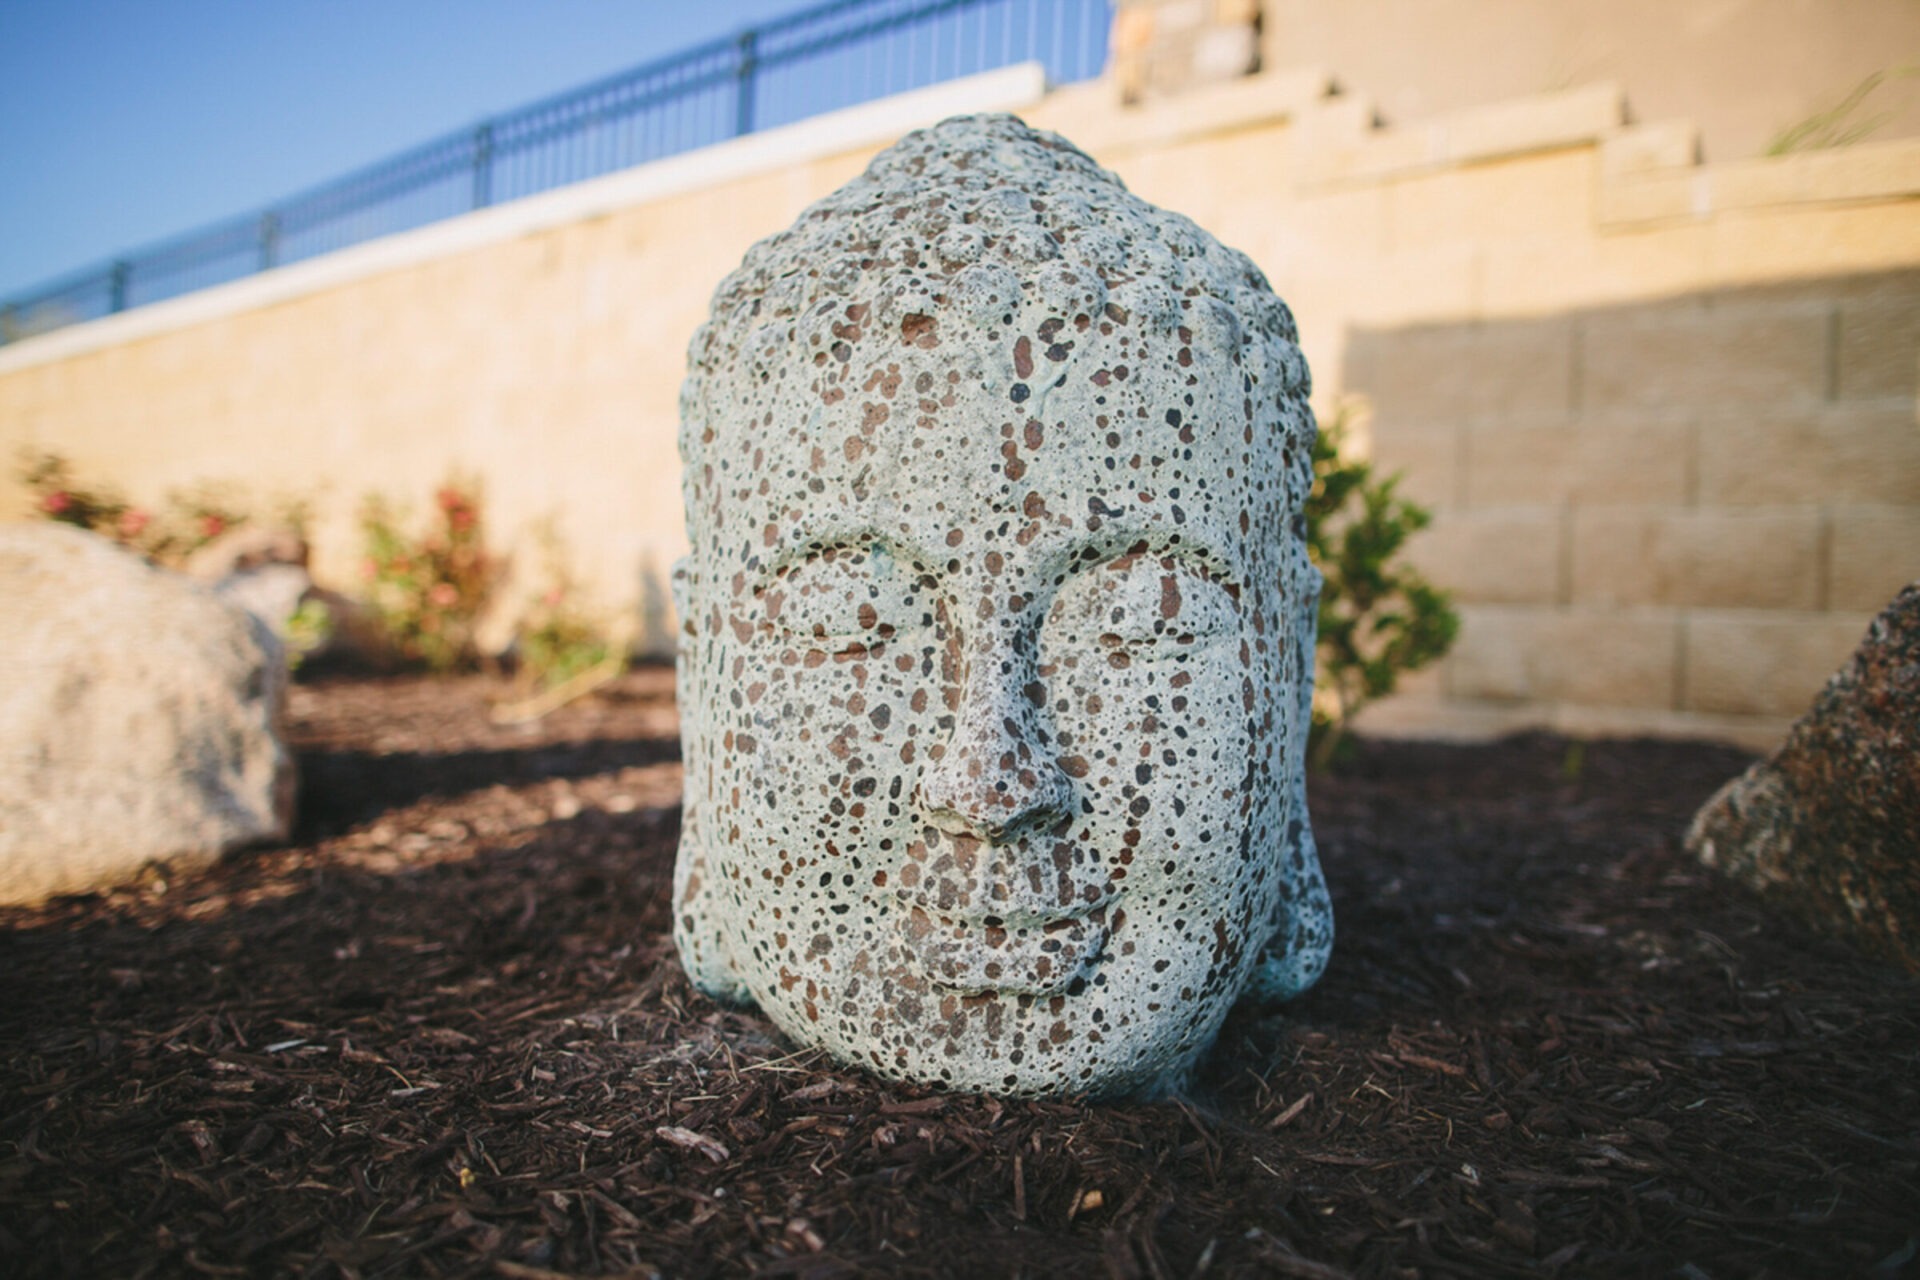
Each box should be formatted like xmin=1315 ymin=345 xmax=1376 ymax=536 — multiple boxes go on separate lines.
xmin=700 ymin=627 xmax=936 ymax=1007
xmin=1039 ymin=629 xmax=1283 ymax=985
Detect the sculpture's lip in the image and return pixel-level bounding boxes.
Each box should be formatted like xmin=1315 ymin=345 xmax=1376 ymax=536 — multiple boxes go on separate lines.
xmin=898 ymin=902 xmax=1111 ymax=996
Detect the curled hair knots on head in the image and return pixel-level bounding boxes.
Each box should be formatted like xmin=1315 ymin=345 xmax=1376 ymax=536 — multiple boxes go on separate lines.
xmin=1183 ymin=295 xmax=1247 ymax=357
xmin=1275 ymin=341 xmax=1313 ymax=401
xmin=1022 ymin=262 xmax=1109 ymax=333
xmin=933 ymin=225 xmax=989 ymax=273
xmin=1066 ymin=226 xmax=1127 ymax=281
xmin=1155 ymin=211 xmax=1211 ymax=261
xmin=1039 ymin=192 xmax=1096 ymax=233
xmin=756 ymin=271 xmax=807 ymax=324
xmin=1240 ymin=290 xmax=1301 ymax=349
xmin=1111 ymin=276 xmax=1184 ymax=335
xmin=989 ymin=224 xmax=1062 ymax=270
xmin=1219 ymin=244 xmax=1276 ymax=296
xmin=684 ymin=113 xmax=1312 ymax=465
xmin=817 ymin=256 xmax=864 ymax=298
xmin=872 ymin=113 xmax=1121 ymax=192
xmin=952 ymin=263 xmax=1024 ymax=331
xmin=968 ymin=184 xmax=1040 ymax=231
xmin=743 ymin=321 xmax=793 ymax=385
xmin=796 ymin=297 xmax=849 ymax=359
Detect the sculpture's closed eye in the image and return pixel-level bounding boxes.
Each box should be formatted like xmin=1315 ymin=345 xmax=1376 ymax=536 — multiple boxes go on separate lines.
xmin=1048 ymin=555 xmax=1239 ymax=660
xmin=757 ymin=544 xmax=933 ymax=654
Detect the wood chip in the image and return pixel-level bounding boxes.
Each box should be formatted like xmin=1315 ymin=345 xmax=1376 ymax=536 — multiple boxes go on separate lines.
xmin=655 ymin=1126 xmax=731 ymax=1163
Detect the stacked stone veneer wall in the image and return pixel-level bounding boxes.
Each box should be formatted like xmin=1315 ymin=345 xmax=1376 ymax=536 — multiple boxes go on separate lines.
xmin=2 ymin=65 xmax=1916 ymax=747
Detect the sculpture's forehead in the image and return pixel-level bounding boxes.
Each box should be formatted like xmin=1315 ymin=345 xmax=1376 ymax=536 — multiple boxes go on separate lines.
xmin=695 ymin=320 xmax=1280 ymax=581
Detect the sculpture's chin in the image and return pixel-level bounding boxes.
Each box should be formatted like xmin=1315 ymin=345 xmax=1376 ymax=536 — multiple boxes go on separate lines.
xmin=900 ymin=903 xmax=1110 ymax=996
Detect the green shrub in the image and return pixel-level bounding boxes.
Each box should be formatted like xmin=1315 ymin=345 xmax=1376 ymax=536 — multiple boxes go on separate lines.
xmin=517 ymin=604 xmax=616 ymax=691
xmin=513 ymin=528 xmax=623 ymax=693
xmin=283 ymin=597 xmax=337 ymax=672
xmin=358 ymin=479 xmax=496 ymax=672
xmin=1306 ymin=408 xmax=1459 ymax=769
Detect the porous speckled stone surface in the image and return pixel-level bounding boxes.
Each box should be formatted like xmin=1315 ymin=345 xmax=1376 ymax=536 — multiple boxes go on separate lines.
xmin=672 ymin=113 xmax=1331 ymax=1098
xmin=1688 ymin=582 xmax=1920 ymax=972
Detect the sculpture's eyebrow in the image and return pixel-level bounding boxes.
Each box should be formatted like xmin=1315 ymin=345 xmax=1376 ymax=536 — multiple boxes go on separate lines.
xmin=749 ymin=503 xmax=1250 ymax=590
xmin=1081 ymin=507 xmax=1250 ymax=588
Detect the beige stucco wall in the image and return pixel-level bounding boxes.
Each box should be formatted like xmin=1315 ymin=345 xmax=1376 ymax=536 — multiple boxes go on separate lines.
xmin=3 ymin=60 xmax=1916 ymax=747
xmin=0 ymin=74 xmax=983 ymax=654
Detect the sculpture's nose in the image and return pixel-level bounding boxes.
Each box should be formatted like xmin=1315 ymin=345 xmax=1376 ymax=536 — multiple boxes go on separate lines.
xmin=916 ymin=639 xmax=1071 ymax=844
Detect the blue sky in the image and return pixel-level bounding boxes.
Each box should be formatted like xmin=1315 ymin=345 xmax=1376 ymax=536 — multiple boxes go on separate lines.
xmin=0 ymin=1 xmax=810 ymax=299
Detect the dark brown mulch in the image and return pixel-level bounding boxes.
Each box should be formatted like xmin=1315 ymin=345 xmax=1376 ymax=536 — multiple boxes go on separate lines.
xmin=3 ymin=670 xmax=1916 ymax=1280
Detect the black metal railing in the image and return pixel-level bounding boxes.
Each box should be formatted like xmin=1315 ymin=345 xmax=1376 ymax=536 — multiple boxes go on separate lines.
xmin=0 ymin=0 xmax=1111 ymax=345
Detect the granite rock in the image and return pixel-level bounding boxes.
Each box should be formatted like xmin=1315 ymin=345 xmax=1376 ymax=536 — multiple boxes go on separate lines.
xmin=1688 ymin=582 xmax=1920 ymax=971
xmin=0 ymin=523 xmax=295 ymax=905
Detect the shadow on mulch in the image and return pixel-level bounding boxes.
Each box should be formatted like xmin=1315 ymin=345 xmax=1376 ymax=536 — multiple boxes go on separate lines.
xmin=287 ymin=672 xmax=686 ymax=841
xmin=2 ymin=669 xmax=1916 ymax=1279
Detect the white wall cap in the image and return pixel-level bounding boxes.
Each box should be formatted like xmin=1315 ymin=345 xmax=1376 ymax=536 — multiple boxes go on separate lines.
xmin=0 ymin=63 xmax=1049 ymax=376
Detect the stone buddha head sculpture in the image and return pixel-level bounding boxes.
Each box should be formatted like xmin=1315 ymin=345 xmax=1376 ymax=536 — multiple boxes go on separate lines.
xmin=673 ymin=114 xmax=1331 ymax=1098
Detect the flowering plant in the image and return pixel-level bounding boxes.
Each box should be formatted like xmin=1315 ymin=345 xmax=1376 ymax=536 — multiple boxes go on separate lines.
xmin=18 ymin=450 xmax=252 ymax=567
xmin=358 ymin=480 xmax=496 ymax=672
xmin=513 ymin=531 xmax=622 ymax=693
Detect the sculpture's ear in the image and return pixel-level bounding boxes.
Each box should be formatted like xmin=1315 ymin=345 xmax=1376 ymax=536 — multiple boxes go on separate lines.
xmin=1243 ymin=580 xmax=1333 ymax=1007
xmin=670 ymin=552 xmax=752 ymax=1005
xmin=1244 ymin=810 xmax=1334 ymax=1005
xmin=671 ymin=822 xmax=754 ymax=1005
xmin=670 ymin=557 xmax=691 ymax=627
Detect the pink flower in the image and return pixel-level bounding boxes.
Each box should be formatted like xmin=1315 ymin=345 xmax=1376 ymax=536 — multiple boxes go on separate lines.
xmin=428 ymin=582 xmax=460 ymax=607
xmin=200 ymin=514 xmax=226 ymax=539
xmin=41 ymin=491 xmax=71 ymax=515
xmin=436 ymin=488 xmax=477 ymax=530
xmin=118 ymin=508 xmax=151 ymax=538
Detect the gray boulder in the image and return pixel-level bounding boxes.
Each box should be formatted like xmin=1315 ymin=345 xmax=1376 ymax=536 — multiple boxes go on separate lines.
xmin=1687 ymin=583 xmax=1920 ymax=971
xmin=0 ymin=523 xmax=295 ymax=905
xmin=182 ymin=523 xmax=307 ymax=581
xmin=214 ymin=563 xmax=315 ymax=638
